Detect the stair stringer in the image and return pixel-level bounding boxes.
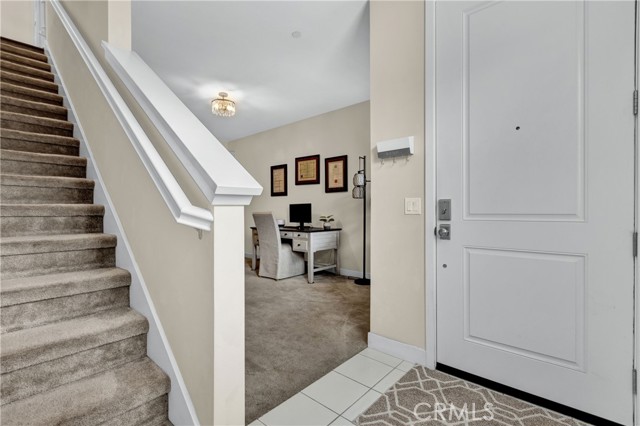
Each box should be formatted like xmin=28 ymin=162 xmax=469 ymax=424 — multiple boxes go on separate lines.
xmin=44 ymin=42 xmax=200 ymax=426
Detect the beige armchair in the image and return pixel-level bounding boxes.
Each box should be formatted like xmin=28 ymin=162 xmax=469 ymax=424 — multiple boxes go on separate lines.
xmin=253 ymin=212 xmax=305 ymax=280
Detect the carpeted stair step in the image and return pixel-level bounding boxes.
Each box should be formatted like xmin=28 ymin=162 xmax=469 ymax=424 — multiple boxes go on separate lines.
xmin=1 ymin=111 xmax=72 ymax=137
xmin=0 ymin=233 xmax=116 ymax=279
xmin=0 ymin=50 xmax=51 ymax=72
xmin=1 ymin=59 xmax=54 ymax=82
xmin=1 ymin=334 xmax=146 ymax=406
xmin=0 ymin=128 xmax=79 ymax=155
xmin=1 ymin=267 xmax=130 ymax=307
xmin=0 ymin=307 xmax=147 ymax=374
xmin=0 ymin=308 xmax=147 ymax=405
xmin=1 ymin=268 xmax=129 ymax=333
xmin=1 ymin=96 xmax=67 ymax=120
xmin=0 ymin=40 xmax=49 ymax=64
xmin=0 ymin=174 xmax=93 ymax=204
xmin=0 ymin=70 xmax=57 ymax=94
xmin=0 ymin=357 xmax=169 ymax=426
xmin=0 ymin=37 xmax=46 ymax=55
xmin=0 ymin=82 xmax=63 ymax=106
xmin=100 ymin=395 xmax=169 ymax=426
xmin=1 ymin=147 xmax=84 ymax=177
xmin=1 ymin=149 xmax=85 ymax=178
xmin=1 ymin=204 xmax=103 ymax=237
xmin=1 ymin=269 xmax=130 ymax=333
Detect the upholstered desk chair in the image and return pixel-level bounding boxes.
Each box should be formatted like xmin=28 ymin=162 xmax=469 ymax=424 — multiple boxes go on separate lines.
xmin=252 ymin=213 xmax=305 ymax=280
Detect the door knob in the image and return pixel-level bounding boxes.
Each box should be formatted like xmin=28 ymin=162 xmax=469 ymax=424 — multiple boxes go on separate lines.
xmin=438 ymin=224 xmax=451 ymax=240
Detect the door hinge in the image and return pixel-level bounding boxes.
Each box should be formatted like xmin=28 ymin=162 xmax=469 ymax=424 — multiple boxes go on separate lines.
xmin=634 ymin=232 xmax=638 ymax=257
xmin=633 ymin=369 xmax=637 ymax=395
xmin=634 ymin=90 xmax=638 ymax=116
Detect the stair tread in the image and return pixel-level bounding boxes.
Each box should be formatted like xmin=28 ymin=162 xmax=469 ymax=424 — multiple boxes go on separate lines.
xmin=0 ymin=42 xmax=48 ymax=63
xmin=1 ymin=110 xmax=73 ymax=130
xmin=0 ymin=233 xmax=116 ymax=256
xmin=0 ymin=59 xmax=54 ymax=81
xmin=0 ymin=357 xmax=169 ymax=426
xmin=1 ymin=173 xmax=93 ymax=188
xmin=0 ymin=37 xmax=45 ymax=54
xmin=1 ymin=148 xmax=85 ymax=166
xmin=1 ymin=267 xmax=130 ymax=307
xmin=0 ymin=50 xmax=51 ymax=71
xmin=0 ymin=307 xmax=148 ymax=374
xmin=0 ymin=70 xmax=57 ymax=92
xmin=0 ymin=82 xmax=63 ymax=104
xmin=0 ymin=128 xmax=78 ymax=146
xmin=1 ymin=95 xmax=66 ymax=114
xmin=0 ymin=203 xmax=103 ymax=217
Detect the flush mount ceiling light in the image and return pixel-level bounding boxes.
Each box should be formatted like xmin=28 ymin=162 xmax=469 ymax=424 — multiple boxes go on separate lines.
xmin=211 ymin=92 xmax=236 ymax=117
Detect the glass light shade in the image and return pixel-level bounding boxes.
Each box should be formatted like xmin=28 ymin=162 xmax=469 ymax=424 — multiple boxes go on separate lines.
xmin=353 ymin=172 xmax=365 ymax=187
xmin=211 ymin=92 xmax=236 ymax=117
xmin=352 ymin=186 xmax=364 ymax=199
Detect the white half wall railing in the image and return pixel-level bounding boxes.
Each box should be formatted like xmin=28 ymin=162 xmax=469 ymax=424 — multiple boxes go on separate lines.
xmin=48 ymin=0 xmax=215 ymax=231
xmin=102 ymin=43 xmax=262 ymax=206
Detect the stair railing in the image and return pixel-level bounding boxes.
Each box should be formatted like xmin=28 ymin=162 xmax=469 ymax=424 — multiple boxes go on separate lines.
xmin=48 ymin=0 xmax=262 ymax=232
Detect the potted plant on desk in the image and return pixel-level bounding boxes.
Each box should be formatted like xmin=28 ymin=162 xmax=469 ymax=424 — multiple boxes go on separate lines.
xmin=319 ymin=215 xmax=335 ymax=230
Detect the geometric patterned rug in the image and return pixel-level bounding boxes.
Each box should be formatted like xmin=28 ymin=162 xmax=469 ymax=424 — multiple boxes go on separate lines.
xmin=357 ymin=366 xmax=591 ymax=426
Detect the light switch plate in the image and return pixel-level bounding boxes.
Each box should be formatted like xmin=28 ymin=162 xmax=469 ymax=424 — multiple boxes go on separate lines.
xmin=404 ymin=198 xmax=422 ymax=215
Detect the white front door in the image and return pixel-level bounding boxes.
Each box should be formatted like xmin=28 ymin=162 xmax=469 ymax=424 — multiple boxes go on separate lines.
xmin=435 ymin=1 xmax=636 ymax=424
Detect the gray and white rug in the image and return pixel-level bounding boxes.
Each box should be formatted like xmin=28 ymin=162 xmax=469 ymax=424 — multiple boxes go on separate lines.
xmin=357 ymin=366 xmax=590 ymax=426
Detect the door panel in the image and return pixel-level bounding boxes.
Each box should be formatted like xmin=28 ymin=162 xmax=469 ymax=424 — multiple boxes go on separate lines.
xmin=465 ymin=2 xmax=584 ymax=219
xmin=435 ymin=1 xmax=635 ymax=424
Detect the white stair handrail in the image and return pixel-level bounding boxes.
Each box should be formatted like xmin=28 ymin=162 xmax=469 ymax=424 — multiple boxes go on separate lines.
xmin=102 ymin=44 xmax=262 ymax=207
xmin=48 ymin=0 xmax=213 ymax=231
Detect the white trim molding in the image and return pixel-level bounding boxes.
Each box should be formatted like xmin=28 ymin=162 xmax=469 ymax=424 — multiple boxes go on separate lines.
xmin=424 ymin=0 xmax=438 ymax=371
xmin=48 ymin=0 xmax=213 ymax=231
xmin=45 ymin=43 xmax=200 ymax=426
xmin=102 ymin=43 xmax=263 ymax=207
xmin=368 ymin=332 xmax=427 ymax=366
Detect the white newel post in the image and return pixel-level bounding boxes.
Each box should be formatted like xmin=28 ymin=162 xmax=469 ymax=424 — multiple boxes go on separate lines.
xmin=212 ymin=205 xmax=246 ymax=425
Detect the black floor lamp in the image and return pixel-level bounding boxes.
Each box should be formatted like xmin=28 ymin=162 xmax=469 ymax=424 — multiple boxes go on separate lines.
xmin=352 ymin=156 xmax=370 ymax=286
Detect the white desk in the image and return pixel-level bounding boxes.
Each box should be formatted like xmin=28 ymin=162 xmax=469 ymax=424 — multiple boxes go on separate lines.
xmin=251 ymin=226 xmax=341 ymax=283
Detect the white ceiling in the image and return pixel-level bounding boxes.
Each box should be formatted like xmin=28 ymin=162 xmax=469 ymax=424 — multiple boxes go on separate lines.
xmin=132 ymin=1 xmax=370 ymax=143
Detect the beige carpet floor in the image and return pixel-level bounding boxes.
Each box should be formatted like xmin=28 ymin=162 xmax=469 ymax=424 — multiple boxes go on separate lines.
xmin=357 ymin=366 xmax=591 ymax=426
xmin=245 ymin=261 xmax=370 ymax=424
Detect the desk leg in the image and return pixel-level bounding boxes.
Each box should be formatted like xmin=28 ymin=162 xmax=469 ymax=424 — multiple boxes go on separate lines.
xmin=252 ymin=245 xmax=257 ymax=271
xmin=335 ymin=248 xmax=340 ymax=276
xmin=308 ymin=249 xmax=314 ymax=283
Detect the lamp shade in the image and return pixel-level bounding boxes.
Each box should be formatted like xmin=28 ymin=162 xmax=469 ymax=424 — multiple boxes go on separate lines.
xmin=352 ymin=186 xmax=365 ymax=199
xmin=353 ymin=172 xmax=366 ymax=187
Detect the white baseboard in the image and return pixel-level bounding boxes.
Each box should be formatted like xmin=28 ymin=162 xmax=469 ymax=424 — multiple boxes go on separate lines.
xmin=368 ymin=332 xmax=427 ymax=366
xmin=46 ymin=44 xmax=199 ymax=426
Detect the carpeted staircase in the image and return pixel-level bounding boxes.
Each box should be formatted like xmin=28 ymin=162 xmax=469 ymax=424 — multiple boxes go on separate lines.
xmin=0 ymin=37 xmax=172 ymax=425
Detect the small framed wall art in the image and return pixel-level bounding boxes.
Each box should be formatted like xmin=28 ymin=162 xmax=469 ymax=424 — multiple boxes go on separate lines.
xmin=325 ymin=155 xmax=348 ymax=193
xmin=295 ymin=155 xmax=320 ymax=185
xmin=270 ymin=164 xmax=288 ymax=196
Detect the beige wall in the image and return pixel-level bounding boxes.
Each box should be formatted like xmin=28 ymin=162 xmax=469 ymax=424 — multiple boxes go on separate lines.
xmin=228 ymin=102 xmax=371 ymax=275
xmin=1 ymin=0 xmax=34 ymax=45
xmin=48 ymin=2 xmax=217 ymax=424
xmin=370 ymin=0 xmax=425 ymax=349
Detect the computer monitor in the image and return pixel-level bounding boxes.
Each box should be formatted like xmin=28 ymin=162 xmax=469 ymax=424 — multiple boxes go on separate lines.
xmin=289 ymin=203 xmax=312 ymax=230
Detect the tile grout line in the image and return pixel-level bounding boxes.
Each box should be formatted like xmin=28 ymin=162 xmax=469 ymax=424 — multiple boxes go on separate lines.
xmin=358 ymin=352 xmax=403 ymax=369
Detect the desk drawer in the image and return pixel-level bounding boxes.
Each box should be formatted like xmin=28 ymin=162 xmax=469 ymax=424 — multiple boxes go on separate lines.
xmin=292 ymin=239 xmax=308 ymax=252
xmin=293 ymin=232 xmax=308 ymax=239
xmin=280 ymin=231 xmax=293 ymax=239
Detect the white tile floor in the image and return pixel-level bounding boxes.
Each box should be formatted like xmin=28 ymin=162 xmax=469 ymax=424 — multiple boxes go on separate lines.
xmin=249 ymin=348 xmax=413 ymax=426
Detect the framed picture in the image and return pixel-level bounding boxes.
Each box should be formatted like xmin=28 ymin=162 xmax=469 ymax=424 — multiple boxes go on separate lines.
xmin=295 ymin=155 xmax=320 ymax=185
xmin=325 ymin=155 xmax=348 ymax=193
xmin=270 ymin=164 xmax=288 ymax=196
